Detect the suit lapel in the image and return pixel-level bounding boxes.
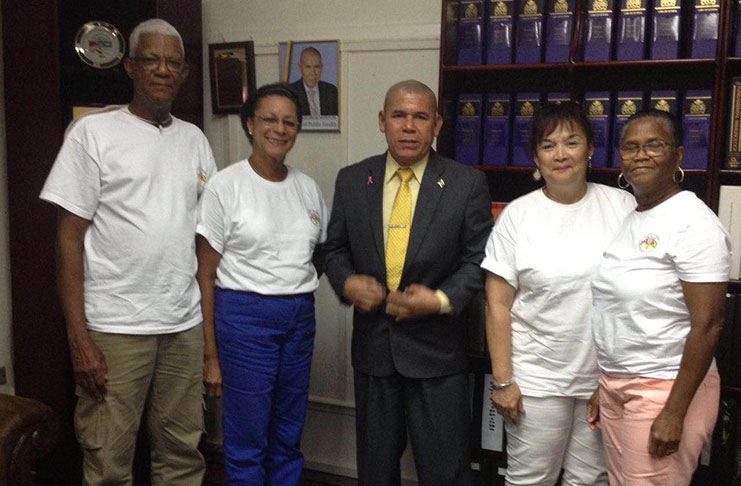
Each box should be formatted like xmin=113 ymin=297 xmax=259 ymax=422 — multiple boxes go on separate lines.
xmin=297 ymin=88 xmax=310 ymax=116
xmin=366 ymin=155 xmax=386 ymax=270
xmin=404 ymin=153 xmax=446 ymax=277
xmin=319 ymin=82 xmax=329 ymax=113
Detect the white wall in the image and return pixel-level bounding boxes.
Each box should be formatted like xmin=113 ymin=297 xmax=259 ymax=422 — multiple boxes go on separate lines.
xmin=202 ymin=1 xmax=442 ymax=480
xmin=0 ymin=0 xmax=15 ymax=396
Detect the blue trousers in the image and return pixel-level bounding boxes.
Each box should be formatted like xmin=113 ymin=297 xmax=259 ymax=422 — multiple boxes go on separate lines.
xmin=215 ymin=288 xmax=316 ymax=486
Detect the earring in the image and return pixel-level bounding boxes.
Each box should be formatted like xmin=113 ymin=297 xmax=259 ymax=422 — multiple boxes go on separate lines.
xmin=674 ymin=167 xmax=685 ymax=183
xmin=617 ymin=172 xmax=630 ymax=189
xmin=588 ymin=156 xmax=592 ymax=174
xmin=533 ymin=168 xmax=542 ymax=181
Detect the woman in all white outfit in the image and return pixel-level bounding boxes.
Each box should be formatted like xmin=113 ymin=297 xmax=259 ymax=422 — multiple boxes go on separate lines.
xmin=482 ymin=101 xmax=635 ymax=485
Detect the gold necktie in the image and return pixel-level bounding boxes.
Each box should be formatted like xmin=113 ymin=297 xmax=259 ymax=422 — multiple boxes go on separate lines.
xmin=386 ymin=168 xmax=414 ymax=291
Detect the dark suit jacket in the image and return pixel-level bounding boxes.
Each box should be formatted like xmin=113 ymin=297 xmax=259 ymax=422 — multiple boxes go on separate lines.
xmin=324 ymin=151 xmax=493 ymax=379
xmin=289 ymin=79 xmax=338 ymax=116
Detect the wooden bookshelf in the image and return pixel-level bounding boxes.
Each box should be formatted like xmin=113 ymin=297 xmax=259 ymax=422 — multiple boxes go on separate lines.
xmin=436 ymin=0 xmax=740 ymax=212
xmin=438 ymin=2 xmax=741 ymax=483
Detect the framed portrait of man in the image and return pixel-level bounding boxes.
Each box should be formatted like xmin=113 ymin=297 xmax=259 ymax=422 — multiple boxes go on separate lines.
xmin=280 ymin=40 xmax=340 ymax=131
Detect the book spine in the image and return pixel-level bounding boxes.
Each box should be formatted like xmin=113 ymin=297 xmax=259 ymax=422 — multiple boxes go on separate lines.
xmin=511 ymin=93 xmax=540 ymax=166
xmin=515 ymin=0 xmax=546 ymax=63
xmin=736 ymin=0 xmax=741 ymax=56
xmin=544 ymin=0 xmax=575 ymax=62
xmin=583 ymin=0 xmax=616 ymax=61
xmin=455 ymin=94 xmax=484 ymax=164
xmin=584 ymin=92 xmax=611 ymax=167
xmin=482 ymin=94 xmax=512 ymax=166
xmin=547 ymin=92 xmax=571 ymax=104
xmin=612 ymin=91 xmax=644 ymax=165
xmin=727 ymin=79 xmax=741 ymax=170
xmin=486 ymin=0 xmax=514 ymax=64
xmin=650 ymin=0 xmax=682 ymax=60
xmin=690 ymin=0 xmax=720 ymax=59
xmin=648 ymin=90 xmax=680 ymax=116
xmin=458 ymin=0 xmax=485 ymax=65
xmin=491 ymin=201 xmax=508 ymax=221
xmin=682 ymin=89 xmax=712 ymax=169
xmin=616 ymin=0 xmax=648 ymax=60
xmin=444 ymin=1 xmax=461 ymax=65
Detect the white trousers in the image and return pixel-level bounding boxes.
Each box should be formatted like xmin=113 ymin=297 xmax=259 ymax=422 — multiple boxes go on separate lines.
xmin=504 ymin=395 xmax=608 ymax=486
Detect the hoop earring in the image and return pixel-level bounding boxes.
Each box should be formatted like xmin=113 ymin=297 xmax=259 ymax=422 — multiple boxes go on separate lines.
xmin=617 ymin=172 xmax=630 ymax=189
xmin=674 ymin=167 xmax=685 ymax=183
xmin=533 ymin=168 xmax=542 ymax=182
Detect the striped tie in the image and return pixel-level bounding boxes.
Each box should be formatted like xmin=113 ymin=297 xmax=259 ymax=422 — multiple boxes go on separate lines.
xmin=386 ymin=168 xmax=414 ymax=291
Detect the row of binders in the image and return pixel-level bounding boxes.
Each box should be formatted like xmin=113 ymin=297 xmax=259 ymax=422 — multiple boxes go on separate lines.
xmin=454 ymin=90 xmax=712 ymax=168
xmin=446 ymin=0 xmax=730 ymax=66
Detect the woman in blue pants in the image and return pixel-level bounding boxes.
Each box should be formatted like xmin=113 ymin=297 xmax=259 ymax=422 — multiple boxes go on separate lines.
xmin=196 ymin=83 xmax=328 ymax=485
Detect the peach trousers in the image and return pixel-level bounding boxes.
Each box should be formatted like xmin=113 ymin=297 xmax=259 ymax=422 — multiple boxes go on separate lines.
xmin=598 ymin=368 xmax=719 ymax=486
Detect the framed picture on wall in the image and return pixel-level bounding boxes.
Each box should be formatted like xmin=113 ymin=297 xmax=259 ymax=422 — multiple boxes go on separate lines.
xmin=280 ymin=40 xmax=340 ymax=131
xmin=209 ymin=41 xmax=256 ymax=115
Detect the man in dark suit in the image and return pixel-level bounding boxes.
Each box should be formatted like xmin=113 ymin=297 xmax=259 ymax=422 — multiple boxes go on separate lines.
xmin=288 ymin=47 xmax=338 ymax=116
xmin=324 ymin=80 xmax=493 ymax=485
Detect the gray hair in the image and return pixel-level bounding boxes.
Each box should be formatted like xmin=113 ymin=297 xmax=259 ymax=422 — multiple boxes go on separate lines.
xmin=129 ymin=19 xmax=184 ymax=57
xmin=383 ymin=80 xmax=438 ymax=113
xmin=620 ymin=108 xmax=683 ymax=147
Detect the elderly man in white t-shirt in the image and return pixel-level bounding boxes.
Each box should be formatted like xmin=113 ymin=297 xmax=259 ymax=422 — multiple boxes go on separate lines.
xmin=39 ymin=19 xmax=216 ymax=486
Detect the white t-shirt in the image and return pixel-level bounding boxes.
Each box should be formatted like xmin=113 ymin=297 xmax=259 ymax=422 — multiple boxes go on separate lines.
xmin=197 ymin=160 xmax=328 ymax=295
xmin=39 ymin=107 xmax=217 ymax=334
xmin=481 ymin=183 xmax=636 ymax=397
xmin=592 ymin=191 xmax=732 ymax=380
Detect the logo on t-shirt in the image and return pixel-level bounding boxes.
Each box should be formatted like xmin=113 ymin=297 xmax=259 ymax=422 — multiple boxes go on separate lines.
xmin=639 ymin=234 xmax=659 ymax=252
xmin=309 ymin=210 xmax=321 ymax=227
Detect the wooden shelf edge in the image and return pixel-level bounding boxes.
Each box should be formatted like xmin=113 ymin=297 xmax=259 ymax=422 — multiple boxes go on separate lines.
xmin=442 ymin=62 xmax=571 ymax=72
xmin=442 ymin=58 xmax=716 ymax=73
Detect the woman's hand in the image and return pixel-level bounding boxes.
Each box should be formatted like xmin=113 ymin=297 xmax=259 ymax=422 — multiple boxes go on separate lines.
xmin=493 ymin=381 xmax=525 ymax=424
xmin=648 ymin=408 xmax=684 ymax=457
xmin=586 ymin=388 xmax=600 ymax=431
xmin=203 ymin=355 xmax=223 ymax=398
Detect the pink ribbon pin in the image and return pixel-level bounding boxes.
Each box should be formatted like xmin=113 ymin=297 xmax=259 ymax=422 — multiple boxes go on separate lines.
xmin=367 ymin=175 xmax=374 ymax=185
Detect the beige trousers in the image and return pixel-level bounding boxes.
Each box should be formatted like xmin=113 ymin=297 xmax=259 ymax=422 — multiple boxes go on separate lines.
xmin=74 ymin=325 xmax=205 ymax=486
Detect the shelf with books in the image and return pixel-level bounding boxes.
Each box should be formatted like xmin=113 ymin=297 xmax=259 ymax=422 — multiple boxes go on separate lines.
xmin=437 ymin=0 xmax=734 ymax=209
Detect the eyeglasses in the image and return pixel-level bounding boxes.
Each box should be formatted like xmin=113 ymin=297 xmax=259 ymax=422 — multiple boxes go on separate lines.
xmin=619 ymin=140 xmax=674 ymax=159
xmin=255 ymin=115 xmax=299 ymax=131
xmin=130 ymin=56 xmax=186 ymax=73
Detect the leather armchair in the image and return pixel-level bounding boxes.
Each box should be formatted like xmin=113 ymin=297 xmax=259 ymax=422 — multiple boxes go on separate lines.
xmin=0 ymin=394 xmax=58 ymax=486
